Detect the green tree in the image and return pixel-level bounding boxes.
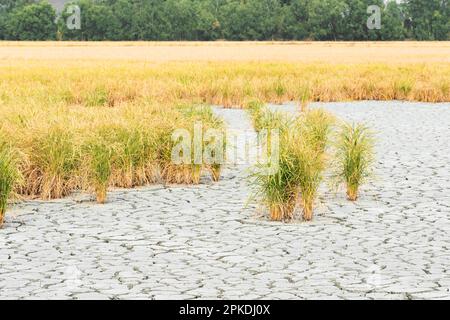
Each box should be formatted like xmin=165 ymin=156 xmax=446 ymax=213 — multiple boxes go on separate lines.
xmin=131 ymin=0 xmax=172 ymax=40
xmin=405 ymin=0 xmax=449 ymax=40
xmin=164 ymin=0 xmax=198 ymax=40
xmin=110 ymin=0 xmax=135 ymax=40
xmin=282 ymin=0 xmax=309 ymax=40
xmin=220 ymin=0 xmax=283 ymax=40
xmin=195 ymin=0 xmax=222 ymax=40
xmin=60 ymin=0 xmax=119 ymax=40
xmin=341 ymin=0 xmax=385 ymax=40
xmin=381 ymin=1 xmax=406 ymax=40
xmin=4 ymin=1 xmax=56 ymax=40
xmin=0 ymin=6 xmax=7 ymax=39
xmin=0 ymin=0 xmax=448 ymax=41
xmin=307 ymin=0 xmax=347 ymax=40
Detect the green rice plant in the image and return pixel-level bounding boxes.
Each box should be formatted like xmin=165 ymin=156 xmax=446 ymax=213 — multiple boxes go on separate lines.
xmin=84 ymin=86 xmax=109 ymax=107
xmin=249 ymin=110 xmax=297 ymax=221
xmin=204 ymin=127 xmax=226 ymax=182
xmin=83 ymin=138 xmax=113 ymax=204
xmin=160 ymin=148 xmax=203 ymax=184
xmin=246 ymin=100 xmax=287 ymax=134
xmin=395 ymin=78 xmax=414 ymax=98
xmin=299 ymin=85 xmax=311 ymax=112
xmin=210 ymin=164 xmax=222 ymax=182
xmin=106 ymin=125 xmax=159 ymax=188
xmin=25 ymin=126 xmax=79 ymax=199
xmin=333 ymin=122 xmax=375 ymax=201
xmin=204 ymin=114 xmax=226 ymax=183
xmin=250 ymin=161 xmax=298 ymax=221
xmin=0 ymin=140 xmax=20 ymax=227
xmin=157 ymin=116 xmax=203 ymax=184
xmin=301 ymin=108 xmax=335 ymax=154
xmin=290 ymin=138 xmax=326 ymax=221
xmin=162 ymin=104 xmax=226 ymax=184
xmin=274 ymin=80 xmax=286 ymax=98
xmin=256 ymin=108 xmax=289 ymax=137
xmin=115 ymin=127 xmax=148 ymax=187
xmin=250 ymin=108 xmax=332 ymax=221
xmin=292 ymin=110 xmax=333 ymax=220
xmin=178 ymin=104 xmax=222 ymax=126
xmin=245 ymin=100 xmax=265 ymax=132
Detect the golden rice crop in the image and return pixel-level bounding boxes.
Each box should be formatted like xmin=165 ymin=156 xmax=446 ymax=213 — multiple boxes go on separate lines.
xmin=0 ymin=92 xmax=223 ymax=204
xmin=0 ymin=61 xmax=448 ymax=110
xmin=0 ymin=50 xmax=431 ymax=220
xmin=24 ymin=126 xmax=80 ymax=200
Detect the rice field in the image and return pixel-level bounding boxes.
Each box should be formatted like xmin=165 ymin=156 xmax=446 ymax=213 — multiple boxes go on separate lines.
xmin=1 ymin=41 xmax=449 ymax=63
xmin=1 ymin=41 xmax=450 ymax=298
xmin=0 ymin=42 xmax=449 ymax=222
xmin=1 ymin=60 xmax=449 ymax=107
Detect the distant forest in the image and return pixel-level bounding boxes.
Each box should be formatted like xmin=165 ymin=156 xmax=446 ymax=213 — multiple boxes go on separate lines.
xmin=0 ymin=0 xmax=448 ymax=41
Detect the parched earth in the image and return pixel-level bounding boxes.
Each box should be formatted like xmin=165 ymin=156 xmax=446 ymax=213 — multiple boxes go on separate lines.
xmin=1 ymin=101 xmax=450 ymax=300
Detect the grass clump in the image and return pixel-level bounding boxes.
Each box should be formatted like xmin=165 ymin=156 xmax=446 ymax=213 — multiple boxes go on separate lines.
xmin=246 ymin=101 xmax=287 ymax=135
xmin=0 ymin=99 xmax=222 ymax=206
xmin=250 ymin=112 xmax=295 ymax=221
xmin=293 ymin=110 xmax=334 ymax=220
xmin=110 ymin=125 xmax=159 ymax=188
xmin=299 ymin=85 xmax=311 ymax=112
xmin=245 ymin=100 xmax=265 ymax=132
xmin=161 ymin=104 xmax=225 ymax=184
xmin=200 ymin=105 xmax=226 ymax=183
xmin=250 ymin=108 xmax=334 ymax=221
xmin=251 ymin=159 xmax=298 ymax=221
xmin=0 ymin=139 xmax=20 ymax=227
xmin=302 ymin=109 xmax=335 ymax=153
xmin=333 ymin=122 xmax=375 ymax=201
xmin=290 ymin=139 xmax=326 ymax=221
xmin=24 ymin=126 xmax=79 ymax=199
xmin=83 ymin=137 xmax=113 ymax=204
xmin=85 ymin=86 xmax=109 ymax=107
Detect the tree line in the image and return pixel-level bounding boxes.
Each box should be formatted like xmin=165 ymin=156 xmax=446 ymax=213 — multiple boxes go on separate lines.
xmin=0 ymin=0 xmax=448 ymax=41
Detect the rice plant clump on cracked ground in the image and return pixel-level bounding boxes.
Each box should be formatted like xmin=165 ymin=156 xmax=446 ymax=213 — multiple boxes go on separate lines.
xmin=250 ymin=108 xmax=334 ymax=221
xmin=249 ymin=110 xmax=296 ymax=221
xmin=333 ymin=122 xmax=375 ymax=201
xmin=293 ymin=110 xmax=335 ymax=220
